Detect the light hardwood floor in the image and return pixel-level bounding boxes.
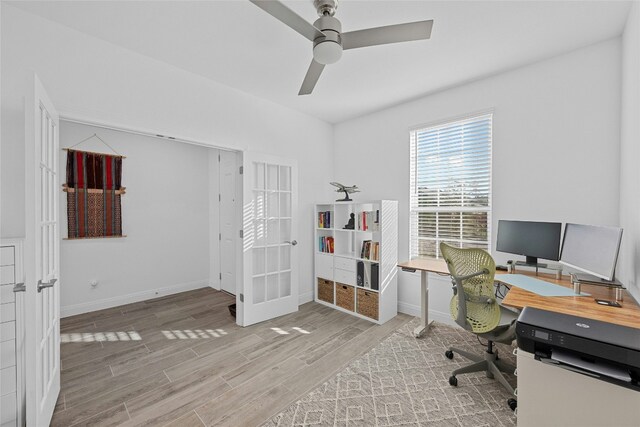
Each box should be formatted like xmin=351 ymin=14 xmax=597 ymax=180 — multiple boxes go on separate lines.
xmin=53 ymin=288 xmax=411 ymax=426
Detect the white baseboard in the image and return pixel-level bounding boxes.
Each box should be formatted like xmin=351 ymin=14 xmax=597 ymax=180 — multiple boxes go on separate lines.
xmin=397 ymin=301 xmax=420 ymax=317
xmin=61 ymin=280 xmax=210 ymax=318
xmin=397 ymin=301 xmax=456 ymax=327
xmin=299 ymin=291 xmax=313 ymax=305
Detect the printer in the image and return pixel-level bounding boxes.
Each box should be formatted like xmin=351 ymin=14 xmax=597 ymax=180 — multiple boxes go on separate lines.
xmin=517 ymin=306 xmax=640 ymax=390
xmin=515 ymin=307 xmax=640 ymax=426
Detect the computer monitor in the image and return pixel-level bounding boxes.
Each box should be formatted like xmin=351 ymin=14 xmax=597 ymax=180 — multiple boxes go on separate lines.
xmin=560 ymin=223 xmax=623 ymax=282
xmin=496 ymin=220 xmax=562 ymax=265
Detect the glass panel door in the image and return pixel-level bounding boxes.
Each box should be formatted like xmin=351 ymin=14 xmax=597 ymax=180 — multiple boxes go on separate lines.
xmin=240 ymin=152 xmax=297 ymax=326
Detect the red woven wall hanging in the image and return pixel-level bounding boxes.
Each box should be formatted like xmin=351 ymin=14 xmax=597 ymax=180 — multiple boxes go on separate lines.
xmin=63 ymin=147 xmax=126 ymax=239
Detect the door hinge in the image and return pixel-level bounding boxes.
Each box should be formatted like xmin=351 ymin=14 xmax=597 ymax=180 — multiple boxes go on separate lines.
xmin=219 ymin=194 xmax=221 ymax=202
xmin=219 ymin=233 xmax=222 ymax=241
xmin=239 ymin=166 xmax=243 ymax=175
xmin=218 ymin=153 xmax=221 ymax=162
xmin=239 ymin=293 xmax=244 ymax=302
xmin=219 ymin=272 xmax=222 ymax=280
xmin=239 ymin=230 xmax=244 ymax=238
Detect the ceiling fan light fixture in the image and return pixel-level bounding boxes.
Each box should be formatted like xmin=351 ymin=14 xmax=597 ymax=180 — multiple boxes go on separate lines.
xmin=313 ymin=40 xmax=342 ymax=64
xmin=249 ymin=0 xmax=433 ymax=95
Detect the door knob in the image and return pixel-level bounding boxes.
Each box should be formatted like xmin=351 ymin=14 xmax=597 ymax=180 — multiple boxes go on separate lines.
xmin=13 ymin=283 xmax=26 ymax=293
xmin=37 ymin=278 xmax=57 ymax=293
xmin=285 ymin=240 xmax=298 ymax=246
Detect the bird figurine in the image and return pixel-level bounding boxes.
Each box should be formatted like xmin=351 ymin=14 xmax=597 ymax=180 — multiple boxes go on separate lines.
xmin=330 ymin=182 xmax=360 ymax=201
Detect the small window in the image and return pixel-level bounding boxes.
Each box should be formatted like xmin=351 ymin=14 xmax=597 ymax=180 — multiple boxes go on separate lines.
xmin=410 ymin=113 xmax=492 ymax=259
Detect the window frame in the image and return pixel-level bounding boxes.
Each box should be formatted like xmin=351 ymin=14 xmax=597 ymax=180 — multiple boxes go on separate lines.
xmin=409 ymin=112 xmax=493 ymax=259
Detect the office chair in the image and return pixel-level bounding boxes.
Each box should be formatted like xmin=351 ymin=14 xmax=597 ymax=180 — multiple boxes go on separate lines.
xmin=440 ymin=243 xmax=518 ymax=411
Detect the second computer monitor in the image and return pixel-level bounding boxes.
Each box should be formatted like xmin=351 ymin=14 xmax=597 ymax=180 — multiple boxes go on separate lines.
xmin=496 ymin=220 xmax=562 ymax=265
xmin=560 ymin=223 xmax=623 ymax=282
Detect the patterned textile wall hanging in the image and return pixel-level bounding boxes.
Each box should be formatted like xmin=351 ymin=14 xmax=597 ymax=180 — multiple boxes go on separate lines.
xmin=63 ymin=147 xmax=126 ymax=239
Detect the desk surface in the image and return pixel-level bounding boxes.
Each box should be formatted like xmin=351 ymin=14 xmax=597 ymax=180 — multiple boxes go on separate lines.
xmin=398 ymin=258 xmax=640 ymax=329
xmin=500 ymin=272 xmax=640 ymax=329
xmin=398 ymin=258 xmax=449 ymax=274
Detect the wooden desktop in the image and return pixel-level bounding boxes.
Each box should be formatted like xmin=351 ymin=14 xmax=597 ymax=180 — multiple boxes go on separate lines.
xmin=397 ymin=258 xmax=640 ymax=334
xmin=499 ymin=270 xmax=640 ymax=329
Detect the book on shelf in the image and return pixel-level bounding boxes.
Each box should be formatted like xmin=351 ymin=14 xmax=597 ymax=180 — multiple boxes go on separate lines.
xmin=371 ymin=263 xmax=379 ymax=290
xmin=359 ymin=240 xmax=380 ymax=261
xmin=357 ymin=210 xmax=380 ymax=232
xmin=319 ymin=236 xmax=334 ymax=253
xmin=364 ymin=263 xmax=371 ymax=287
xmin=318 ymin=210 xmax=332 ymax=228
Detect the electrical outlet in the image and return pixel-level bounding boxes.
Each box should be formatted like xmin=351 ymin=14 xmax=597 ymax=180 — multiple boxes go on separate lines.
xmin=90 ymin=279 xmax=98 ymax=288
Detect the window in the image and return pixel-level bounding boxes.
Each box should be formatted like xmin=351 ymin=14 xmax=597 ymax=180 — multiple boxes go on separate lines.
xmin=410 ymin=113 xmax=492 ymax=259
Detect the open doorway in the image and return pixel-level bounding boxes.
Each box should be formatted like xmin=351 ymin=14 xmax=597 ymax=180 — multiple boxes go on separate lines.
xmin=58 ymin=119 xmax=242 ymax=317
xmin=16 ymin=76 xmax=301 ymax=425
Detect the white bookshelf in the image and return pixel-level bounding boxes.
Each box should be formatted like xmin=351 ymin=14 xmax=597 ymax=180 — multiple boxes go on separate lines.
xmin=314 ymin=200 xmax=398 ymax=324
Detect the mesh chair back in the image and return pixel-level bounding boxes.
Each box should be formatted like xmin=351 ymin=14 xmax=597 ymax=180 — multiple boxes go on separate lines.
xmin=440 ymin=243 xmax=500 ymax=334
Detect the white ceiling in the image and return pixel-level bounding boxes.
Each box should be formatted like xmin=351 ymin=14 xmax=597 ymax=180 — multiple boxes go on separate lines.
xmin=10 ymin=1 xmax=631 ymax=123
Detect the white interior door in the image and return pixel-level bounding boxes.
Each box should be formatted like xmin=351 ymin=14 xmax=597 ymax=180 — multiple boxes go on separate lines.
xmin=239 ymin=152 xmax=298 ymax=326
xmin=24 ymin=73 xmax=60 ymax=426
xmin=219 ymin=150 xmax=237 ymax=295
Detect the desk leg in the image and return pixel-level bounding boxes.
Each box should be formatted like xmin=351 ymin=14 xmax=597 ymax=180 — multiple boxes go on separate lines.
xmin=414 ymin=271 xmax=434 ymax=338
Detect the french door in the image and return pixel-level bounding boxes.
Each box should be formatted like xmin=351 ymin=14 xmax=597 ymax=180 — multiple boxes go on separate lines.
xmin=24 ymin=73 xmax=61 ymax=426
xmin=239 ymin=152 xmax=298 ymax=326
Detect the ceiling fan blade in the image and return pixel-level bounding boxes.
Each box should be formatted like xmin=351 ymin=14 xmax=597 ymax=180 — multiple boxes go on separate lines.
xmin=299 ymin=59 xmax=325 ymax=95
xmin=342 ymin=20 xmax=433 ymax=50
xmin=249 ymin=0 xmax=324 ymax=42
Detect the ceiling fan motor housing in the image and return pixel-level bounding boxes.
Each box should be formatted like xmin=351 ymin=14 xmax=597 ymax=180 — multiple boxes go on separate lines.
xmin=313 ymin=15 xmax=343 ymax=64
xmin=313 ymin=0 xmax=338 ymax=17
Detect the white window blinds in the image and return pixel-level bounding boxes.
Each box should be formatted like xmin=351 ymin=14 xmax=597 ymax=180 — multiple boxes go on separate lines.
xmin=410 ymin=113 xmax=492 ymax=259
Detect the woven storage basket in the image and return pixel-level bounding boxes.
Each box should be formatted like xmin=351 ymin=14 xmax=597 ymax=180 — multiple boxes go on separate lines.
xmin=335 ymin=283 xmax=355 ymax=312
xmin=356 ymin=288 xmax=379 ymax=320
xmin=317 ymin=278 xmax=334 ymax=304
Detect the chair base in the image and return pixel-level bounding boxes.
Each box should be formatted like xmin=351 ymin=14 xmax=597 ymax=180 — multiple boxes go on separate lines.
xmin=446 ymin=341 xmax=516 ymax=401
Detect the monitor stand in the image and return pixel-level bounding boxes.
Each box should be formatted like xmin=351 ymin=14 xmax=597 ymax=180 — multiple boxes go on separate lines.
xmin=572 ymin=273 xmax=622 ymax=286
xmin=516 ymin=258 xmax=548 ymax=271
xmin=515 ymin=256 xmax=547 ymax=269
xmin=570 ymin=273 xmax=624 ymax=300
xmin=512 ymin=258 xmax=562 ymax=279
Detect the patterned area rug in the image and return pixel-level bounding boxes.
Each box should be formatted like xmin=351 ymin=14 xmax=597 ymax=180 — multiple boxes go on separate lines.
xmin=264 ymin=319 xmax=517 ymax=427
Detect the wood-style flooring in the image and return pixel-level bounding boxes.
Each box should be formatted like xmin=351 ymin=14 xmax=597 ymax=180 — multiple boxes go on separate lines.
xmin=53 ymin=288 xmax=411 ymax=426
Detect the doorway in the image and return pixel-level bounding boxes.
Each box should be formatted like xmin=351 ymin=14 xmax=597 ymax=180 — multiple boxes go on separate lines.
xmin=19 ymin=77 xmax=300 ymax=427
xmin=58 ymin=120 xmax=241 ymax=315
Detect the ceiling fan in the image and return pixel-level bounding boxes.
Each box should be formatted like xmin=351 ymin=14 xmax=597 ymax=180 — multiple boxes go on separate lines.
xmin=249 ymin=0 xmax=434 ymax=95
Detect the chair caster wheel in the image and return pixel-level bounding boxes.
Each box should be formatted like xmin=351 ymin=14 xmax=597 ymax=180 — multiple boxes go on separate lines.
xmin=508 ymin=398 xmax=517 ymax=411
xmin=449 ymin=376 xmax=458 ymax=387
xmin=445 ymin=350 xmax=454 ymax=359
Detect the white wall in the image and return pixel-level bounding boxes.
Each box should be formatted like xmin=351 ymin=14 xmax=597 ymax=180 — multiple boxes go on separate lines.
xmin=59 ymin=122 xmax=212 ymax=316
xmin=1 ymin=5 xmax=334 ymax=307
xmin=619 ymin=2 xmax=640 ymax=301
xmin=334 ymin=39 xmax=622 ymax=323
